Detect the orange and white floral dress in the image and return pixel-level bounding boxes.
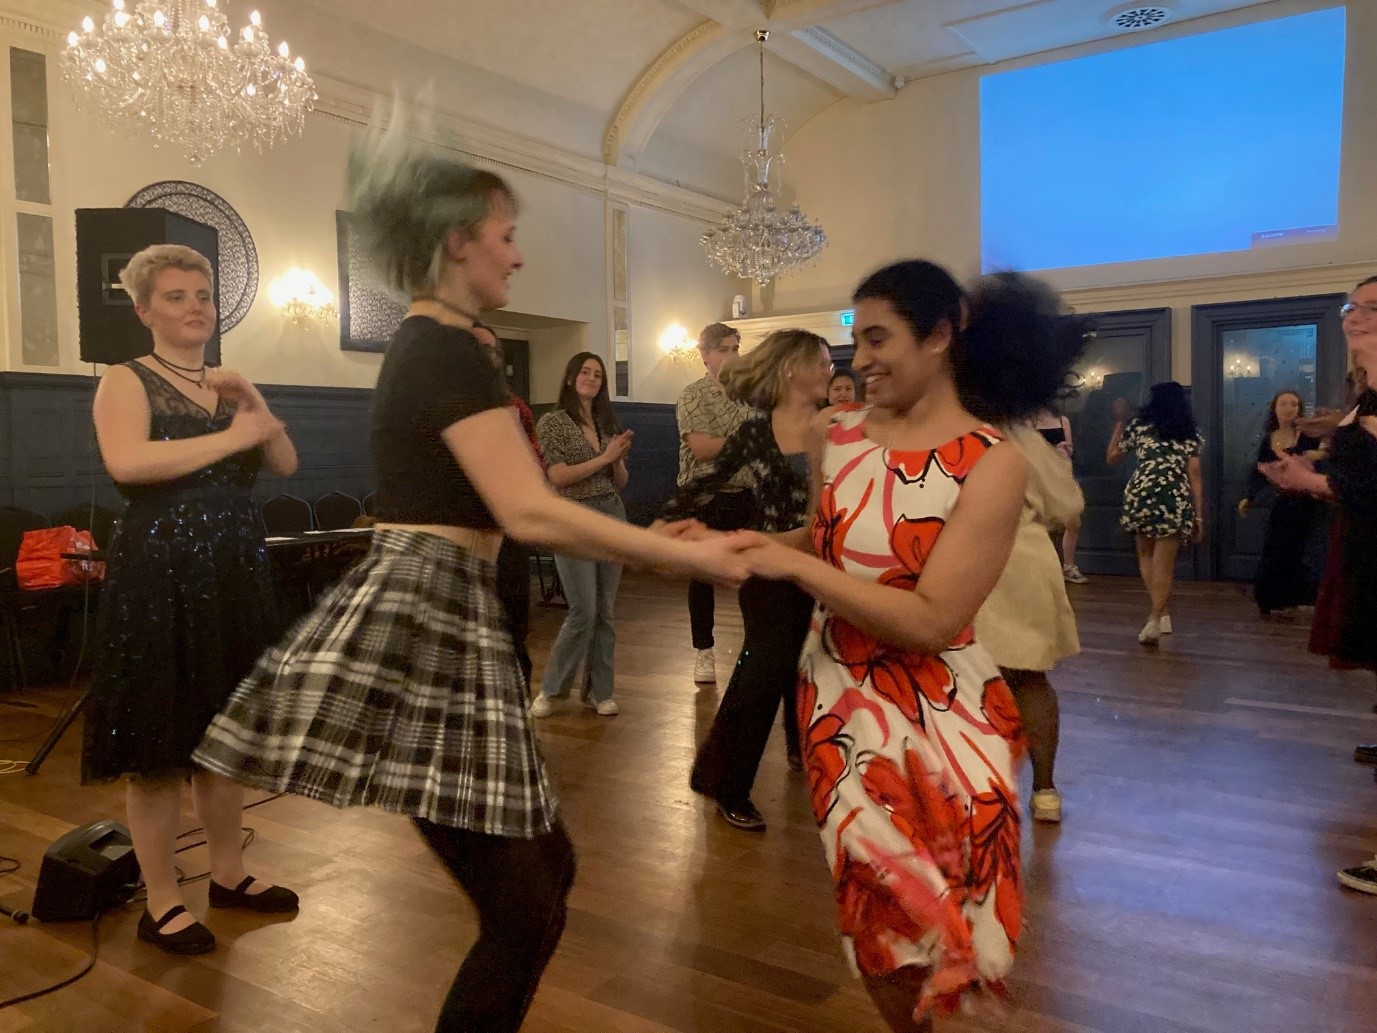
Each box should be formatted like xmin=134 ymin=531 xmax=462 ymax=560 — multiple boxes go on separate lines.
xmin=797 ymin=407 xmax=1025 ymax=1017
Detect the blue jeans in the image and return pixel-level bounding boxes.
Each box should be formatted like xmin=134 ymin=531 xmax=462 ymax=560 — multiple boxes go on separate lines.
xmin=539 ymin=495 xmax=624 ymax=704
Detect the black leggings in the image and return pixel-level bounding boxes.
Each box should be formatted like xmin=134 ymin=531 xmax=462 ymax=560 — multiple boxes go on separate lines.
xmin=413 ymin=817 xmax=576 ymax=1033
xmin=496 ymin=539 xmax=533 ymax=690
xmin=687 ymin=491 xmax=756 ymax=649
xmin=691 ymin=577 xmax=813 ymax=803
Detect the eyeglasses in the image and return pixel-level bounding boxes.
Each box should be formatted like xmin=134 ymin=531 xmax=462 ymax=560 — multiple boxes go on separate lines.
xmin=1341 ymin=301 xmax=1377 ymax=318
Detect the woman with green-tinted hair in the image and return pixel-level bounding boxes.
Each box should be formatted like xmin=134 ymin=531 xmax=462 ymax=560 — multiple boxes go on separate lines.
xmin=194 ymin=128 xmax=754 ymax=1032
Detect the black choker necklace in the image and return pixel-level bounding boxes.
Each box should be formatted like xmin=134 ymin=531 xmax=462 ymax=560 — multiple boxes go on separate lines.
xmin=150 ymin=351 xmax=207 ymax=387
xmin=422 ymin=296 xmax=480 ymax=326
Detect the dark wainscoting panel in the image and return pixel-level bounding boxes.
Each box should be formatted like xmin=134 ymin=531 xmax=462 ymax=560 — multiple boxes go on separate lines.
xmin=614 ymin=401 xmax=680 ymax=526
xmin=0 ymin=373 xmax=375 ymax=523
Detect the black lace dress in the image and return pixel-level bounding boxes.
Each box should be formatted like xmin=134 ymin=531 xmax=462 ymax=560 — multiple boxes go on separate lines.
xmin=82 ymin=362 xmax=279 ymax=783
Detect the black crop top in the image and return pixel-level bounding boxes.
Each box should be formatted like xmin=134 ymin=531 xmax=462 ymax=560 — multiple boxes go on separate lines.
xmin=371 ymin=316 xmax=509 ymax=529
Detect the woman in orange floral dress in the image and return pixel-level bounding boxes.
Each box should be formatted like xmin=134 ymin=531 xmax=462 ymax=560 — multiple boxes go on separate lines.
xmin=745 ymin=262 xmax=1091 ymax=1030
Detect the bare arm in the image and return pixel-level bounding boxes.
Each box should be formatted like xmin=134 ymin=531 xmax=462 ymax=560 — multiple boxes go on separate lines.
xmin=1188 ymin=454 xmax=1204 ymax=515
xmin=1106 ymin=421 xmax=1127 ymax=465
xmin=92 ymin=365 xmax=269 ymax=485
xmin=203 ymin=368 xmax=298 ymax=477
xmin=611 ymin=458 xmax=630 ymax=490
xmin=684 ymin=431 xmax=727 ymax=464
xmin=755 ymin=441 xmax=1027 ymax=655
xmin=772 ymin=410 xmax=829 ymax=554
xmin=445 ymin=409 xmax=737 ymax=573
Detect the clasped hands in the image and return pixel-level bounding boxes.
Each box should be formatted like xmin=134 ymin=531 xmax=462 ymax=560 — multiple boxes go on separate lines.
xmin=650 ymin=519 xmax=802 ymax=585
xmin=206 ymin=368 xmax=286 ymax=449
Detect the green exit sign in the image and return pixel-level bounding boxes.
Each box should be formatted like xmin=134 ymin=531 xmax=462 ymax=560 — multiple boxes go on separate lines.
xmin=840 ymin=310 xmax=854 ymax=327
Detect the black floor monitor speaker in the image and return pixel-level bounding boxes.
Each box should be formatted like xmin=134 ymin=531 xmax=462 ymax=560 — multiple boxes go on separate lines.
xmin=76 ymin=207 xmax=221 ymax=366
xmin=31 ymin=819 xmax=140 ymax=922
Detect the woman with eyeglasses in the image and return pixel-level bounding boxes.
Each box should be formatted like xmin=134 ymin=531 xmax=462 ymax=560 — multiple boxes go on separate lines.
xmin=1261 ymin=275 xmax=1377 ymax=898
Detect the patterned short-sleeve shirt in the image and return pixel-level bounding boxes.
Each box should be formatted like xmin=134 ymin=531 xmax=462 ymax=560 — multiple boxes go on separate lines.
xmin=675 ymin=375 xmax=753 ymax=489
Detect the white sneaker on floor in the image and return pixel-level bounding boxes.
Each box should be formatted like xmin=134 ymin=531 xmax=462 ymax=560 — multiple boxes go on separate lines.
xmin=1338 ymin=856 xmax=1377 ymax=895
xmin=1138 ymin=617 xmax=1161 ymax=646
xmin=693 ymin=649 xmax=716 ymax=684
xmin=529 ymin=695 xmax=554 ymax=718
xmin=1062 ymin=564 xmax=1089 ymax=585
xmin=1159 ymin=615 xmax=1173 ymax=635
xmin=1031 ymin=788 xmax=1062 ymax=823
xmin=588 ymin=698 xmax=619 ymax=716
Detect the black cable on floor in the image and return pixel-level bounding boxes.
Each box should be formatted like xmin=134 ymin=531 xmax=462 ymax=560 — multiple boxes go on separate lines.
xmin=0 ymin=913 xmax=101 ymax=1010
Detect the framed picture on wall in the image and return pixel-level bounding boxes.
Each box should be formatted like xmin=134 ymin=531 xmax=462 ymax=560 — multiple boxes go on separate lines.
xmin=336 ymin=210 xmax=407 ymax=353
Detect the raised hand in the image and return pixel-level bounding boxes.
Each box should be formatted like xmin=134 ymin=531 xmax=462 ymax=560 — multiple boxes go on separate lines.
xmin=228 ymin=406 xmax=285 ymax=450
xmin=605 ymin=430 xmax=634 ymax=463
xmin=206 ymin=368 xmax=267 ymax=412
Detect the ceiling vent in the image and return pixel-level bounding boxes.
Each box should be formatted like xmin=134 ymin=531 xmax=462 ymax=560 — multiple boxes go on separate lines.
xmin=1105 ymin=4 xmax=1176 ymax=32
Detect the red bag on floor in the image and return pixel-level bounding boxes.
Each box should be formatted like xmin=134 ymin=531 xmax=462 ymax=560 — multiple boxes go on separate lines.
xmin=15 ymin=526 xmax=105 ymax=589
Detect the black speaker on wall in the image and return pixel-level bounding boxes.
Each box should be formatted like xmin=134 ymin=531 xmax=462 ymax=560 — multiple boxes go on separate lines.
xmin=75 ymin=207 xmax=221 ymax=366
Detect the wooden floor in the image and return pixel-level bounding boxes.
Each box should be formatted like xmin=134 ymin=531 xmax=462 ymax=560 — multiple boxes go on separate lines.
xmin=2 ymin=575 xmax=1376 ymax=1032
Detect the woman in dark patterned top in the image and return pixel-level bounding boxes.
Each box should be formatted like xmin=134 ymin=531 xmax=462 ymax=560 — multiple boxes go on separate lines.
xmin=662 ymin=329 xmax=833 ymax=831
xmin=532 ymin=352 xmax=632 ymax=717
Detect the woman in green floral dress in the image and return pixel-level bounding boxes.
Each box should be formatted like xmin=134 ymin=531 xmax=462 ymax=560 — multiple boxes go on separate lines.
xmin=1107 ymin=382 xmax=1204 ymax=646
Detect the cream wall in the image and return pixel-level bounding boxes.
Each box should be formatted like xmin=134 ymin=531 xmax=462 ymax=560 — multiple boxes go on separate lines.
xmin=626 ymin=205 xmax=744 ymax=402
xmin=0 ymin=5 xmax=741 ymax=402
xmin=771 ymin=0 xmax=1377 ymax=381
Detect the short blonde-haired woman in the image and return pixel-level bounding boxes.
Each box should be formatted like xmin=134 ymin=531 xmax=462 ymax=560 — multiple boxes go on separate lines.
xmin=662 ymin=328 xmax=833 ymax=831
xmin=193 ymin=134 xmax=752 ymax=1032
xmin=83 ymin=243 xmax=301 ymax=954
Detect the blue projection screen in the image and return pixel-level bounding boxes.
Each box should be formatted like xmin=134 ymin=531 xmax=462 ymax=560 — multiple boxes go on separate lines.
xmin=979 ymin=7 xmax=1346 ymax=273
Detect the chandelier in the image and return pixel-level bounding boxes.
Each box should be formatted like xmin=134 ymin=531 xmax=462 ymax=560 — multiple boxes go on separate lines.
xmin=61 ymin=0 xmax=316 ymax=165
xmin=700 ymin=30 xmax=827 ymax=286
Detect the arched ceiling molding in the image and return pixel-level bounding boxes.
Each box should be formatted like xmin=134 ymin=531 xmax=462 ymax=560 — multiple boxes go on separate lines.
xmin=605 ymin=0 xmax=899 ymax=167
xmin=603 ymin=20 xmax=745 ymax=166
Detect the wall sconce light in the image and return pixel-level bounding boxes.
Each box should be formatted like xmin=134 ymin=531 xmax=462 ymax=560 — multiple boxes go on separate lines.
xmin=269 ymin=267 xmax=337 ymax=325
xmin=1083 ymin=367 xmax=1105 ymax=390
xmin=659 ymin=323 xmax=696 ymax=362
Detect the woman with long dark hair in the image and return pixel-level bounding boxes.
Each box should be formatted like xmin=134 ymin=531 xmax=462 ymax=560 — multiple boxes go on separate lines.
xmin=1238 ymin=390 xmax=1323 ymax=615
xmin=743 ymin=265 xmax=1090 ymax=1030
xmin=531 ymin=352 xmax=631 ymax=717
xmin=663 ymin=328 xmax=833 ymax=831
xmin=1261 ymin=274 xmax=1377 ymax=895
xmin=1107 ymin=381 xmax=1204 ymax=645
xmin=194 ymin=130 xmax=751 ymax=1032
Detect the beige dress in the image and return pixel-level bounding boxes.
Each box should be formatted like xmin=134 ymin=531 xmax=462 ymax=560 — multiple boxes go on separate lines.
xmin=974 ymin=424 xmax=1082 ymax=672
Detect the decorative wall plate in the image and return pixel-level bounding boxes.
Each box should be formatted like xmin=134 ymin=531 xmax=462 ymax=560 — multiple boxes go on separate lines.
xmin=125 ymin=181 xmax=259 ymax=332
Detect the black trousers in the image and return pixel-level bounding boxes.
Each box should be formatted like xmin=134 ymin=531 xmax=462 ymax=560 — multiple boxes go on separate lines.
xmin=691 ymin=577 xmax=813 ymax=803
xmin=413 ymin=817 xmax=576 ymax=1033
xmin=687 ymin=491 xmax=756 ymax=649
xmin=496 ymin=539 xmax=533 ymax=690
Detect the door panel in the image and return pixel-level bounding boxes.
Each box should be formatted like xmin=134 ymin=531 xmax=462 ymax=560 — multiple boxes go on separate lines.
xmin=1190 ymin=295 xmax=1346 ymax=581
xmin=1063 ymin=308 xmax=1172 ymax=576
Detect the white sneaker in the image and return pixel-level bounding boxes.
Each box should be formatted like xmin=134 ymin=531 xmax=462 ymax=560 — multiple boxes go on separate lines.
xmin=1062 ymin=564 xmax=1089 ymax=585
xmin=590 ymin=698 xmax=619 ymax=717
xmin=1338 ymin=856 xmax=1377 ymax=895
xmin=693 ymin=649 xmax=716 ymax=684
xmin=1031 ymin=788 xmax=1062 ymax=823
xmin=1159 ymin=615 xmax=1173 ymax=635
xmin=1138 ymin=617 xmax=1161 ymax=646
xmin=529 ymin=695 xmax=554 ymax=718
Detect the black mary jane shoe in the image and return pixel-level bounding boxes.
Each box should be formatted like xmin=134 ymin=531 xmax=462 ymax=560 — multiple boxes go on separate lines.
xmin=1354 ymin=744 xmax=1377 ymax=765
xmin=137 ymin=905 xmax=216 ymax=955
xmin=715 ymin=798 xmax=767 ymax=832
xmin=208 ymin=876 xmax=300 ymax=913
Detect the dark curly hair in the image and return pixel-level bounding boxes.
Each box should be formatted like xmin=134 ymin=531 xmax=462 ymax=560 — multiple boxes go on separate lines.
xmin=852 ymin=261 xmax=1093 ymax=423
xmin=1136 ymin=381 xmax=1198 ymax=442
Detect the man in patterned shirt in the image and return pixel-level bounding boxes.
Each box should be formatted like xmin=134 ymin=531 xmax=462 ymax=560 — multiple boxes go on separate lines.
xmin=675 ymin=322 xmax=754 ymax=683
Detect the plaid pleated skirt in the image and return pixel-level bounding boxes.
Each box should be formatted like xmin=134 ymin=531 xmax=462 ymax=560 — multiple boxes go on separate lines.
xmin=193 ymin=528 xmax=558 ymax=839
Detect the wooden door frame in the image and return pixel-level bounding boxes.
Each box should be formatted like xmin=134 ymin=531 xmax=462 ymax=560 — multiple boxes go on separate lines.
xmin=1189 ymin=293 xmax=1346 ymax=580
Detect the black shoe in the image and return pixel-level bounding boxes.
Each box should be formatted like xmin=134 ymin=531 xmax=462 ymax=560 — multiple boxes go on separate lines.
xmin=209 ymin=876 xmax=300 ymax=913
xmin=1354 ymin=744 xmax=1377 ymax=765
xmin=715 ymin=798 xmax=766 ymax=832
xmin=137 ymin=905 xmax=216 ymax=955
xmin=786 ymin=749 xmax=804 ymax=773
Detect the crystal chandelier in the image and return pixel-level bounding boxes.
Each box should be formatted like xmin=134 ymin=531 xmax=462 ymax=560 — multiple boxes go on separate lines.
xmin=700 ymin=30 xmax=827 ymax=286
xmin=61 ymin=0 xmax=316 ymax=165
